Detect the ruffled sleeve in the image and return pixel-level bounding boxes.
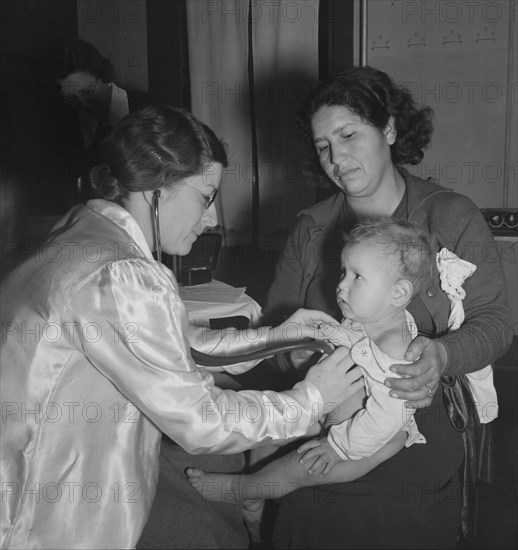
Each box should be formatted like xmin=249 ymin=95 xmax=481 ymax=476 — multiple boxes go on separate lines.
xmin=67 ymin=258 xmax=325 ymax=454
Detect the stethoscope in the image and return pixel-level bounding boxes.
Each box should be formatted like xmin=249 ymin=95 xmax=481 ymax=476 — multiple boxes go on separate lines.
xmin=151 ymin=189 xmax=332 ymax=369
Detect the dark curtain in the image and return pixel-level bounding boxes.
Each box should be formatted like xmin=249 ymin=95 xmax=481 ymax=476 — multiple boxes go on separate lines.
xmin=319 ymin=0 xmax=355 ymax=80
xmin=316 ymin=0 xmax=356 ymax=202
xmin=0 ymin=0 xmax=78 ymax=279
xmin=0 ymin=0 xmax=79 ymax=220
xmin=146 ymin=0 xmax=190 ymax=110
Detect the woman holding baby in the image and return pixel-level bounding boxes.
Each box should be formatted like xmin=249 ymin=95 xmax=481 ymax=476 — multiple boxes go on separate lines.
xmin=189 ymin=66 xmax=511 ymax=549
xmin=260 ymin=66 xmax=512 ymax=549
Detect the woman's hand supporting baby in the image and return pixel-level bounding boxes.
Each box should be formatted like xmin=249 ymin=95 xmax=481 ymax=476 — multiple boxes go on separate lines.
xmin=385 ymin=335 xmax=448 ymax=409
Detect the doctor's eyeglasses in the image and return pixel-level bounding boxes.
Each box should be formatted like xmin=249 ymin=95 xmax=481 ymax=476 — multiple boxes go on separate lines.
xmin=182 ymin=183 xmax=219 ymax=209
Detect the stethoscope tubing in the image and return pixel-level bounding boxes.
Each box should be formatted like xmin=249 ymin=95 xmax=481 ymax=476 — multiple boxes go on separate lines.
xmin=151 ymin=189 xmax=333 ymax=367
xmin=191 ymin=340 xmax=333 ymax=367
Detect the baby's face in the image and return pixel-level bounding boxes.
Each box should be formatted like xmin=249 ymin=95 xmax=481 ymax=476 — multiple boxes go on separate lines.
xmin=337 ymin=242 xmax=399 ymax=323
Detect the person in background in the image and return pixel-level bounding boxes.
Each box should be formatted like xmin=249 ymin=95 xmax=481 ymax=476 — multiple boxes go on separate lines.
xmin=54 ymin=38 xmax=151 ymax=198
xmin=260 ymin=66 xmax=512 ymax=548
xmin=0 ymin=105 xmax=361 ymax=549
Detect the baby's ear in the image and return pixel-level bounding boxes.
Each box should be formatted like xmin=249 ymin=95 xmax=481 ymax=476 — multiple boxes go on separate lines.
xmin=393 ymin=279 xmax=413 ymax=307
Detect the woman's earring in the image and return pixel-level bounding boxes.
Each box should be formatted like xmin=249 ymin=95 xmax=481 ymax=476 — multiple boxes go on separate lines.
xmin=152 ymin=189 xmax=162 ymax=263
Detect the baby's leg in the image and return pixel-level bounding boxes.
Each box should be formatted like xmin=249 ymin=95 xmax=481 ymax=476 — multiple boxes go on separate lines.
xmin=242 ymin=441 xmax=281 ymax=542
xmin=187 ymin=430 xmax=407 ymax=501
xmin=248 ymin=422 xmax=322 ymax=469
xmin=239 ymin=425 xmax=323 ymax=541
xmin=303 ymin=430 xmax=407 ymax=487
xmin=187 ymin=423 xmax=323 ymax=503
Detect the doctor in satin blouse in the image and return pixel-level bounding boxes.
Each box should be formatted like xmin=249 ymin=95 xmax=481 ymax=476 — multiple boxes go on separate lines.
xmin=0 ymin=105 xmax=360 ymax=549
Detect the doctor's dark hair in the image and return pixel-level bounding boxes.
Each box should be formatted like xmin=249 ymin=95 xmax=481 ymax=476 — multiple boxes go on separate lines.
xmin=54 ymin=38 xmax=114 ymax=83
xmin=88 ymin=105 xmax=228 ymax=205
xmin=300 ymin=66 xmax=434 ymax=166
xmin=344 ymin=218 xmax=433 ymax=297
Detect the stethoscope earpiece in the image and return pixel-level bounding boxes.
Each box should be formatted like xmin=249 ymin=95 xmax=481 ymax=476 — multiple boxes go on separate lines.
xmin=152 ymin=189 xmax=162 ymax=263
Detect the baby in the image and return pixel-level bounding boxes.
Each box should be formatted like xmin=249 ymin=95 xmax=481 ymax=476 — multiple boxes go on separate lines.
xmin=187 ymin=219 xmax=431 ymax=504
xmin=187 ymin=217 xmax=496 ymax=539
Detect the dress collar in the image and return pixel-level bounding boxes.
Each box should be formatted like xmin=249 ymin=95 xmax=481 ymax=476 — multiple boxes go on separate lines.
xmin=86 ymin=199 xmax=154 ymax=260
xmin=108 ymin=82 xmax=129 ymax=127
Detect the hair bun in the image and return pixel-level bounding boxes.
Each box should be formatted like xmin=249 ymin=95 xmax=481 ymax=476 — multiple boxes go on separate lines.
xmin=87 ymin=163 xmax=125 ymax=203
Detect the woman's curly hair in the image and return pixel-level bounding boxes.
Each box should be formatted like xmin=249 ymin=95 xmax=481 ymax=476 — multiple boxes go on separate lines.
xmin=299 ymin=66 xmax=434 ymax=167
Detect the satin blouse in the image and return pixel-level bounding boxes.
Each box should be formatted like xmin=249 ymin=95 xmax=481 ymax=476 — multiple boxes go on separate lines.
xmin=0 ymin=200 xmax=323 ymax=549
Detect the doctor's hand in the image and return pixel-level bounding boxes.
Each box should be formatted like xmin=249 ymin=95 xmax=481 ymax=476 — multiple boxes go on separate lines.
xmin=385 ymin=335 xmax=447 ymax=409
xmin=290 ymin=348 xmax=319 ymax=369
xmin=304 ymin=347 xmax=363 ymax=417
xmin=269 ymin=309 xmax=338 ymax=343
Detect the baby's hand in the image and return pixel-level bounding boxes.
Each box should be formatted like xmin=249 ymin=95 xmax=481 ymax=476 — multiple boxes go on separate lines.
xmin=297 ymin=437 xmax=342 ymax=476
